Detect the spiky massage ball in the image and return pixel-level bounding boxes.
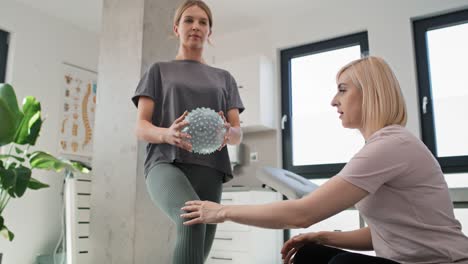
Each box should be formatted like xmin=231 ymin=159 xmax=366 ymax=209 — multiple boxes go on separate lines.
xmin=182 ymin=107 xmax=226 ymax=154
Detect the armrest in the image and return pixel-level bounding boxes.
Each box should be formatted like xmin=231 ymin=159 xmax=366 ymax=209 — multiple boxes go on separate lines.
xmin=256 ymin=167 xmax=319 ymax=200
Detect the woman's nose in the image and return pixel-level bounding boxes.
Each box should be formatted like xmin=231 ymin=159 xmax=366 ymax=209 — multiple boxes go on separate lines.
xmin=331 ymin=96 xmax=339 ymax=107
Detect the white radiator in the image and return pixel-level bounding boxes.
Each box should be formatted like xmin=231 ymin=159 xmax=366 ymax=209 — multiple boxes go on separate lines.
xmin=65 ymin=171 xmax=92 ymax=264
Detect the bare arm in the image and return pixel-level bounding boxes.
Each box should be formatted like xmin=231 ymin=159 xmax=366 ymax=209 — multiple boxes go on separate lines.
xmin=135 ymin=96 xmax=167 ymax=143
xmin=225 ymin=108 xmax=242 ymax=145
xmin=182 ymin=176 xmax=368 ymax=229
xmin=135 ymin=96 xmax=191 ymax=151
xmin=318 ymin=227 xmax=373 ymax=250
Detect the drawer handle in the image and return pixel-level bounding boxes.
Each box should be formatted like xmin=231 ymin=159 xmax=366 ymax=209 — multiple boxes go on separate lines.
xmin=214 ymin=237 xmax=233 ymax=241
xmin=221 ymin=198 xmax=233 ymax=201
xmin=211 ymin=256 xmax=233 ymax=261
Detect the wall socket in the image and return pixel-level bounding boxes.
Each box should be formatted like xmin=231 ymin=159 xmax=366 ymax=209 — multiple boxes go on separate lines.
xmin=250 ymin=152 xmax=259 ymax=162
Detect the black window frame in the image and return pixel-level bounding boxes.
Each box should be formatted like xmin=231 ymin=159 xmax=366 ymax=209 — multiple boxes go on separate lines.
xmin=280 ymin=32 xmax=369 ymax=179
xmin=413 ymin=9 xmax=468 ymax=173
xmin=0 ymin=29 xmax=8 ymax=83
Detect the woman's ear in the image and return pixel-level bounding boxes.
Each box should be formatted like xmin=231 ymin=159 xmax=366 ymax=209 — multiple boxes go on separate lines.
xmin=173 ymin=24 xmax=179 ymax=37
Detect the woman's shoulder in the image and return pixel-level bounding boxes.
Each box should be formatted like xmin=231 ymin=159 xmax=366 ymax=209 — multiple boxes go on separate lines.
xmin=200 ymin=64 xmax=236 ymax=82
xmin=204 ymin=63 xmax=231 ymax=74
xmin=146 ymin=62 xmax=163 ymax=73
xmin=367 ymin=125 xmax=419 ymax=147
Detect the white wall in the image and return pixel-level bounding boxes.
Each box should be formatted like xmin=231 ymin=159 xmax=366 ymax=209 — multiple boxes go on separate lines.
xmin=0 ymin=1 xmax=99 ymax=263
xmin=205 ymin=0 xmax=468 ymax=186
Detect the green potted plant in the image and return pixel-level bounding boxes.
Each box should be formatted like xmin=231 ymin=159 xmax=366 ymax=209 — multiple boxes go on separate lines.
xmin=0 ymin=83 xmax=89 ymax=248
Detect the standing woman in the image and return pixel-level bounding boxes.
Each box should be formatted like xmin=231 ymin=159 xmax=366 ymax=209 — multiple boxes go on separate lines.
xmin=181 ymin=56 xmax=468 ymax=264
xmin=132 ymin=1 xmax=244 ymax=263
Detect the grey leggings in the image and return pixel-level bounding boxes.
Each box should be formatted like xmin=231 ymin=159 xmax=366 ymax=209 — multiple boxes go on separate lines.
xmin=146 ymin=162 xmax=223 ymax=264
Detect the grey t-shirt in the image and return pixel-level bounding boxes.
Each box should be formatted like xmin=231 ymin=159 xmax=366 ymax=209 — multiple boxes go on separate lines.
xmin=132 ymin=60 xmax=244 ymax=182
xmin=338 ymin=125 xmax=468 ymax=264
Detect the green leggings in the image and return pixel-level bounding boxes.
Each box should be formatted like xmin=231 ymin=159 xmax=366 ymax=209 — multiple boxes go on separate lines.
xmin=146 ymin=163 xmax=223 ymax=264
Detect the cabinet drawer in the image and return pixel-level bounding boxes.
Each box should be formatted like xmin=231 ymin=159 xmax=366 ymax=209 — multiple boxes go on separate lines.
xmin=220 ymin=192 xmax=250 ymax=204
xmin=217 ymin=221 xmax=250 ymax=232
xmin=212 ymin=231 xmax=249 ymax=251
xmin=218 ymin=193 xmax=250 ymax=232
xmin=206 ymin=251 xmax=250 ymax=264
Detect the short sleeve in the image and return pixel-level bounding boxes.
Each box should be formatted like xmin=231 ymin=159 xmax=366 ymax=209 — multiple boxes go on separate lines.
xmin=337 ymin=135 xmax=409 ymax=194
xmin=131 ymin=63 xmax=161 ymax=108
xmin=226 ymin=73 xmax=245 ymax=114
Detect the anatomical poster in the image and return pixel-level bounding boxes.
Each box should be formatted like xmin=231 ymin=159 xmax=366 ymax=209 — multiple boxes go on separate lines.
xmin=59 ymin=63 xmax=97 ymax=158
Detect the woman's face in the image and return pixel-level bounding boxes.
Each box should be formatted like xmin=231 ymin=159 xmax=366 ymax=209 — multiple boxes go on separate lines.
xmin=331 ymin=71 xmax=363 ymax=129
xmin=174 ymin=5 xmax=211 ymax=49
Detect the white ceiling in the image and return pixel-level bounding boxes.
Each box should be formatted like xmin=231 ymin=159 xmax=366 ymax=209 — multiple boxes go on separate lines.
xmin=13 ymin=0 xmax=103 ymax=33
xmin=12 ymin=0 xmax=325 ymax=35
xmin=205 ymin=0 xmax=321 ymax=34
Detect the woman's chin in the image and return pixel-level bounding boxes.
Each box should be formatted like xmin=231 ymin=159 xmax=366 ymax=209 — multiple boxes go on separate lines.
xmin=341 ymin=122 xmax=357 ymax=129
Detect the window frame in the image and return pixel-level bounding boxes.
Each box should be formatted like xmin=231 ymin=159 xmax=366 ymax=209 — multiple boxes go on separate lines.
xmin=0 ymin=29 xmax=8 ymax=83
xmin=280 ymin=32 xmax=369 ymax=178
xmin=413 ymin=9 xmax=468 ymax=173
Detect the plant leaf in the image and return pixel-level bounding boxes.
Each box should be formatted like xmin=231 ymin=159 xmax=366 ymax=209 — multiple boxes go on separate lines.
xmin=0 ymin=167 xmax=15 ymax=194
xmin=0 ymin=166 xmax=32 ymax=198
xmin=12 ymin=165 xmax=31 ymax=197
xmin=15 ymin=146 xmax=24 ymax=155
xmin=68 ymin=160 xmax=91 ymax=174
xmin=0 ymin=154 xmax=25 ymax=162
xmin=29 ymin=151 xmax=63 ymax=171
xmin=7 ymin=162 xmax=17 ymax=170
xmin=0 ymin=83 xmax=24 ymax=146
xmin=14 ymin=96 xmax=42 ymax=145
xmin=28 ymin=177 xmax=49 ymax=190
xmin=29 ymin=151 xmax=91 ymax=174
xmin=0 ymin=224 xmax=14 ymax=241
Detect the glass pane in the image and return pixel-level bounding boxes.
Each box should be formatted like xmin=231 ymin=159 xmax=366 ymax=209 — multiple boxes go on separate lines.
xmin=291 ymin=46 xmax=363 ymax=166
xmin=444 ymin=173 xmax=468 ymax=188
xmin=454 ymin=208 xmax=468 ymax=236
xmin=427 ymin=23 xmax=468 ymax=157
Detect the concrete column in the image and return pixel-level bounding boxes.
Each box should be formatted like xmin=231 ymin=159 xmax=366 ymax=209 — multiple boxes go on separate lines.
xmin=90 ymin=0 xmax=178 ymax=263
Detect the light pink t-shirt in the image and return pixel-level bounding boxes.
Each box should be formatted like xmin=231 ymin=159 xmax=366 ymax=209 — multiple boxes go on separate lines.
xmin=338 ymin=125 xmax=468 ymax=264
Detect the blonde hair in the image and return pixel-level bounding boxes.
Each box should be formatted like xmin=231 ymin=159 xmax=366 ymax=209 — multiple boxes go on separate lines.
xmin=173 ymin=0 xmax=213 ymax=28
xmin=336 ymin=56 xmax=407 ymax=132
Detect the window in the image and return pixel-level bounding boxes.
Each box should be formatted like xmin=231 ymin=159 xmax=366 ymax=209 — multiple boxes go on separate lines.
xmin=413 ymin=9 xmax=468 ymax=173
xmin=0 ymin=29 xmax=8 ymax=83
xmin=280 ymin=32 xmax=369 ymax=178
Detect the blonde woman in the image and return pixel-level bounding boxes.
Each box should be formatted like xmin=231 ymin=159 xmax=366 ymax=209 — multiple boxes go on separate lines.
xmin=132 ymin=1 xmax=244 ymax=263
xmin=182 ymin=56 xmax=468 ymax=264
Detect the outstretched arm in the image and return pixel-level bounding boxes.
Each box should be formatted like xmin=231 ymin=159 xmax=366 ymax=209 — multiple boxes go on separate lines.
xmin=181 ymin=176 xmax=368 ymax=229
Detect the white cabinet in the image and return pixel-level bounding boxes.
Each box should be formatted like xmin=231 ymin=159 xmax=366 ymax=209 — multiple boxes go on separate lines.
xmin=217 ymin=55 xmax=275 ymax=133
xmin=206 ymin=189 xmax=283 ymax=264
